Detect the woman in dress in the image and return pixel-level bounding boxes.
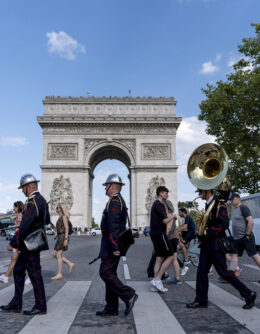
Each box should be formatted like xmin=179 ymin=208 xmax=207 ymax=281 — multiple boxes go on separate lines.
xmin=0 ymin=201 xmax=31 ymax=284
xmin=51 ymin=204 xmax=76 ymax=280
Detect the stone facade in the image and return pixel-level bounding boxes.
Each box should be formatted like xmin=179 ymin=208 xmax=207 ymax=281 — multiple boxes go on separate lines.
xmin=38 ymin=96 xmax=182 ymax=229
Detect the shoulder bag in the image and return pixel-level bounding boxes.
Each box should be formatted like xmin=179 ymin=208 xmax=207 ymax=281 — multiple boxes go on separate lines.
xmin=218 ymin=228 xmax=237 ymax=254
xmin=24 ymin=203 xmax=49 ymax=252
xmin=117 ymin=214 xmax=135 ymax=256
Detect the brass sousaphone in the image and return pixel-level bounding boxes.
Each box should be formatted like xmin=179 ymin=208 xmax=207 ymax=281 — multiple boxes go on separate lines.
xmin=187 ymin=143 xmax=229 ymax=236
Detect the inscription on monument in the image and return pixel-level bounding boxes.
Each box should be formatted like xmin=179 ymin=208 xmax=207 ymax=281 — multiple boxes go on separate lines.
xmin=142 ymin=144 xmax=171 ymax=160
xmin=48 ymin=143 xmax=78 ymax=160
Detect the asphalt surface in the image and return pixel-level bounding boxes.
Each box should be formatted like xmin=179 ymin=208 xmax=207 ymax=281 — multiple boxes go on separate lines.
xmin=0 ymin=234 xmax=260 ymax=334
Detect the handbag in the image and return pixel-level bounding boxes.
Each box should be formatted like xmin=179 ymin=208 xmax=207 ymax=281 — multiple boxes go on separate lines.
xmin=23 ymin=203 xmax=49 ymax=252
xmin=117 ymin=214 xmax=135 ymax=256
xmin=219 ymin=228 xmax=237 ymax=254
xmin=24 ymin=228 xmax=48 ymax=252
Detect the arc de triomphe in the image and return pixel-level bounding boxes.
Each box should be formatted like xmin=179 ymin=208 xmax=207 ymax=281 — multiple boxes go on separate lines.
xmin=37 ymin=96 xmax=181 ymax=229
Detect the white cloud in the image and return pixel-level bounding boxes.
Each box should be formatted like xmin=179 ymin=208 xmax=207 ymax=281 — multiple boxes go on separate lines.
xmin=0 ymin=137 xmax=28 ymax=147
xmin=227 ymin=54 xmax=239 ymax=68
xmin=227 ymin=54 xmax=253 ymax=72
xmin=0 ymin=182 xmax=24 ymax=213
xmin=46 ymin=31 xmax=86 ymax=60
xmin=199 ymin=61 xmax=218 ymax=74
xmin=215 ymin=53 xmax=222 ymax=62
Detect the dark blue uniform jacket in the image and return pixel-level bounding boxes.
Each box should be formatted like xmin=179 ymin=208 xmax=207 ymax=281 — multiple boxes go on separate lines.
xmin=199 ymin=197 xmax=229 ymax=251
xmin=10 ymin=192 xmax=50 ymax=252
xmin=100 ymin=193 xmax=127 ymax=256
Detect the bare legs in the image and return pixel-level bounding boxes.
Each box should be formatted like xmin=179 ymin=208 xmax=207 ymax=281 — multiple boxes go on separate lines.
xmin=154 ymin=256 xmax=175 ymax=280
xmin=4 ymin=252 xmax=20 ymax=277
xmin=179 ymin=240 xmax=188 ymax=262
xmin=52 ymin=250 xmax=76 ymax=280
xmin=172 ymin=253 xmax=180 ymax=280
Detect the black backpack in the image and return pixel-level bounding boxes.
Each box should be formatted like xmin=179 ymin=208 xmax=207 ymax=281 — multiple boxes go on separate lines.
xmin=68 ymin=220 xmax=73 ymax=235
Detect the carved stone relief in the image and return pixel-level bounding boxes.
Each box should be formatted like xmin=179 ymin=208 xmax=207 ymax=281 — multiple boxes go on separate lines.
xmin=117 ymin=139 xmax=136 ymax=159
xmin=84 ymin=139 xmax=104 ymax=153
xmin=145 ymin=176 xmax=166 ymax=213
xmin=142 ymin=144 xmax=171 ymax=160
xmin=50 ymin=175 xmax=74 ymax=211
xmin=48 ymin=144 xmax=78 ymax=160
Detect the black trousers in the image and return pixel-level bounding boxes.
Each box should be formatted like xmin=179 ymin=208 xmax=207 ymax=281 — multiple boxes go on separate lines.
xmin=10 ymin=251 xmax=47 ymax=311
xmin=196 ymin=247 xmax=251 ymax=303
xmin=99 ymin=255 xmax=135 ymax=312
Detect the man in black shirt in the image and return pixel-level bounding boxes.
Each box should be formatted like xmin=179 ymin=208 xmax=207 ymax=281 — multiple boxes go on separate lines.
xmin=150 ymin=186 xmax=175 ymax=293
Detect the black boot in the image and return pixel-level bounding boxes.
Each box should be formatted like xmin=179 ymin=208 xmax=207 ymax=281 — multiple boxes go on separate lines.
xmin=96 ymin=309 xmax=118 ymax=316
xmin=186 ymin=300 xmax=208 ymax=308
xmin=243 ymin=291 xmax=256 ymax=309
xmin=125 ymin=294 xmax=138 ymax=316
xmin=0 ymin=304 xmax=22 ymax=313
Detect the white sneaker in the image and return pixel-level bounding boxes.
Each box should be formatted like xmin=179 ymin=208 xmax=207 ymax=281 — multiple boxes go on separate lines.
xmin=150 ymin=285 xmax=168 ymax=292
xmin=184 ymin=260 xmax=191 ymax=265
xmin=180 ymin=266 xmax=189 ymax=276
xmin=152 ymin=279 xmax=167 ymax=293
xmin=25 ymin=277 xmax=31 ymax=285
xmin=0 ymin=274 xmax=8 ymax=283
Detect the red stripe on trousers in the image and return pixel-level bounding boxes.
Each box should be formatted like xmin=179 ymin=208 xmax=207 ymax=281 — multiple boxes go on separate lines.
xmin=30 ymin=254 xmax=43 ymax=310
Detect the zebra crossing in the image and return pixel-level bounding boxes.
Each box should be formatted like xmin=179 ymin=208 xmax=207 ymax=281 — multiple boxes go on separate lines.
xmin=0 ymin=278 xmax=259 ymax=334
xmin=18 ymin=281 xmax=91 ymax=334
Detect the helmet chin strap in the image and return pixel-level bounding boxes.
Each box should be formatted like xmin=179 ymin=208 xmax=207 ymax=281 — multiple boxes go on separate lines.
xmin=105 ymin=184 xmax=113 ymax=196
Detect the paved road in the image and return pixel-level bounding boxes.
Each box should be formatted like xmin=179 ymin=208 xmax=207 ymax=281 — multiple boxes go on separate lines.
xmin=0 ymin=235 xmax=260 ymax=334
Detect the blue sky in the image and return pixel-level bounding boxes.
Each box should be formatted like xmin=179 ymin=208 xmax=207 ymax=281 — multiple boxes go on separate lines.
xmin=0 ymin=0 xmax=259 ymax=221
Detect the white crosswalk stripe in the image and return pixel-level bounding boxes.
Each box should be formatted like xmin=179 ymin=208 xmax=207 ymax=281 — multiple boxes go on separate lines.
xmin=186 ymin=280 xmax=260 ymax=334
xmin=0 ymin=284 xmax=33 ymax=305
xmin=18 ymin=281 xmax=91 ymax=334
xmin=243 ymin=264 xmax=260 ymax=271
xmin=130 ymin=281 xmax=185 ymax=334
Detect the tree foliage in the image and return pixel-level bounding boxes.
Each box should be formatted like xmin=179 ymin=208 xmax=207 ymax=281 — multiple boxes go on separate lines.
xmin=188 ymin=210 xmax=198 ymax=222
xmin=92 ymin=217 xmax=99 ymax=228
xmin=178 ymin=201 xmax=193 ymax=209
xmin=199 ymin=23 xmax=260 ymax=194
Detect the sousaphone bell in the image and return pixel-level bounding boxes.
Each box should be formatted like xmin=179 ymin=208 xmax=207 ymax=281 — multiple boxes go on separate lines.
xmin=187 ymin=143 xmax=229 ymax=236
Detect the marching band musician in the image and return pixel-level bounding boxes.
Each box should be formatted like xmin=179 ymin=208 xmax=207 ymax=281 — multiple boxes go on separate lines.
xmin=186 ymin=187 xmax=256 ymax=309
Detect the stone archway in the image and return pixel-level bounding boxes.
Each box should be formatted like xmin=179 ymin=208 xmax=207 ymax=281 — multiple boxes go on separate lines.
xmin=86 ymin=142 xmax=133 ymax=228
xmin=38 ymin=96 xmax=181 ymax=229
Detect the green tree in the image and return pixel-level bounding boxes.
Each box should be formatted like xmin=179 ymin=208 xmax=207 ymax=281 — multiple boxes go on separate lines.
xmin=178 ymin=201 xmax=194 ymax=209
xmin=199 ymin=23 xmax=260 ymax=194
xmin=188 ymin=209 xmax=198 ymax=222
xmin=91 ymin=217 xmax=99 ymax=229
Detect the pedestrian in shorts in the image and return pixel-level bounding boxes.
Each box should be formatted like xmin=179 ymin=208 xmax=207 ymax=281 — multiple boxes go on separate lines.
xmin=150 ymin=186 xmax=175 ymax=293
xmin=229 ymin=193 xmax=260 ymax=282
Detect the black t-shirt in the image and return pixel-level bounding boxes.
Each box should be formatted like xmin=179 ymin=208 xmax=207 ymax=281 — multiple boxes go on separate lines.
xmin=184 ymin=215 xmax=196 ymax=236
xmin=150 ymin=200 xmax=167 ymax=236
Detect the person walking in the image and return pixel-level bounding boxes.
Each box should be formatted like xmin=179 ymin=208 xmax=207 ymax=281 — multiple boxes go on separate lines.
xmin=186 ymin=188 xmax=256 ymax=310
xmin=150 ymin=186 xmax=175 ymax=293
xmin=0 ymin=201 xmax=26 ymax=284
xmin=96 ymin=174 xmax=138 ymax=317
xmin=0 ymin=174 xmax=50 ymax=315
xmin=178 ymin=208 xmax=196 ymax=262
xmin=229 ymin=193 xmax=260 ymax=280
xmin=51 ymin=204 xmax=76 ymax=280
